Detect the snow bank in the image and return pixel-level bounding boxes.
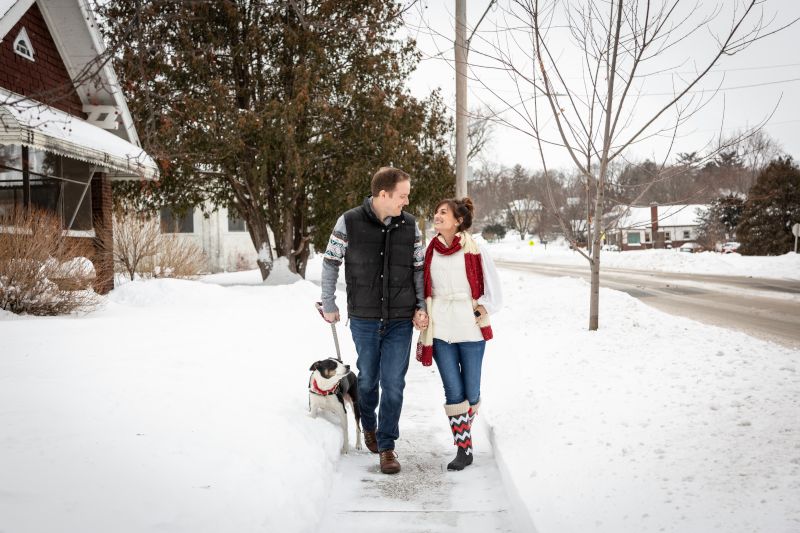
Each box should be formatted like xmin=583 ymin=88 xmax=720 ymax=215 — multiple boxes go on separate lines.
xmin=0 ymin=275 xmax=351 ymax=533
xmin=262 ymin=257 xmax=303 ymax=286
xmin=197 ymin=257 xmax=306 ymax=287
xmin=198 ymin=269 xmax=264 ymax=286
xmin=483 ymin=233 xmax=800 ymax=280
xmin=483 ymin=270 xmax=800 ymax=532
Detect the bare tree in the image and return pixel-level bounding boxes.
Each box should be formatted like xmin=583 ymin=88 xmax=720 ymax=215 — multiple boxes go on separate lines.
xmin=449 ymin=106 xmax=496 ymax=166
xmin=717 ymin=129 xmax=783 ymax=190
xmin=505 ymin=165 xmax=540 ymax=238
xmin=471 ymin=0 xmax=794 ymax=330
xmin=470 ymin=163 xmax=512 ymax=227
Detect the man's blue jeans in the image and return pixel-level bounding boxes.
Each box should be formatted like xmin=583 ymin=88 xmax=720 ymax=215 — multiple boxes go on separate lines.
xmin=432 ymin=339 xmax=486 ymax=406
xmin=349 ymin=317 xmax=413 ymax=451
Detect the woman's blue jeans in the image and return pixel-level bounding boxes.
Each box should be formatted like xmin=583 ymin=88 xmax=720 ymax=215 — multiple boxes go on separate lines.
xmin=349 ymin=317 xmax=413 ymax=452
xmin=432 ymin=338 xmax=486 ymax=407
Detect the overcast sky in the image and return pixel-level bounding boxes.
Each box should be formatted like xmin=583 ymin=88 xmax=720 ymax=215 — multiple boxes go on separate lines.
xmin=403 ymin=0 xmax=800 ymax=172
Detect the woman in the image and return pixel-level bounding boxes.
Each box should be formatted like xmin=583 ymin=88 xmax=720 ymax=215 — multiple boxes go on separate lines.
xmin=416 ymin=197 xmax=502 ymax=471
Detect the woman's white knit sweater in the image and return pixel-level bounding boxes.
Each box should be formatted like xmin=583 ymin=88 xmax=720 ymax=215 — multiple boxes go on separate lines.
xmin=429 ymin=245 xmax=502 ymax=344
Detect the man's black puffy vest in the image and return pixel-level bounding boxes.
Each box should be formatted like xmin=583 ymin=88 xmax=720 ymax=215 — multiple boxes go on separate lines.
xmin=344 ymin=197 xmax=417 ymax=320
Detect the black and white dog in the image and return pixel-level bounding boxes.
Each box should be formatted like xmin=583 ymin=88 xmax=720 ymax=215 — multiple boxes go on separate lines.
xmin=308 ymin=358 xmax=362 ymax=454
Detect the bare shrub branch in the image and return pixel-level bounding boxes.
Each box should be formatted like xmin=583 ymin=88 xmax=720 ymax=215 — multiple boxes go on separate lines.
xmin=0 ymin=209 xmax=98 ymax=315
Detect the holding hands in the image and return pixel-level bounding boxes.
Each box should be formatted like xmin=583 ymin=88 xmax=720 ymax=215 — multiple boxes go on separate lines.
xmin=413 ymin=309 xmax=429 ymax=330
xmin=473 ymin=305 xmax=487 ymax=324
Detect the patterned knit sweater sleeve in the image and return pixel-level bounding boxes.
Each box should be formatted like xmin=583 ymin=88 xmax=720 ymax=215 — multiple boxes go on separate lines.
xmin=413 ymin=221 xmax=426 ymax=312
xmin=320 ymin=215 xmax=347 ymax=313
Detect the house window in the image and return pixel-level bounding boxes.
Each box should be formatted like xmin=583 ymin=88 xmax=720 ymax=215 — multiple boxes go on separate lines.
xmin=60 ymin=156 xmax=93 ymax=231
xmin=227 ymin=214 xmax=246 ymax=232
xmin=627 ymin=232 xmax=641 ymax=245
xmin=0 ymin=144 xmax=24 ymax=220
xmin=14 ymin=28 xmax=35 ymax=61
xmin=645 ymin=232 xmax=651 ymax=242
xmin=683 ymin=230 xmax=691 ymax=240
xmin=665 ymin=232 xmax=671 ymax=241
xmin=160 ymin=208 xmax=194 ymax=233
xmin=0 ymin=146 xmax=92 ymax=230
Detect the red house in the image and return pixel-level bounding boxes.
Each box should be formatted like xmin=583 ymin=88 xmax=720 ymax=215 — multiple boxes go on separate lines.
xmin=0 ymin=0 xmax=157 ymax=292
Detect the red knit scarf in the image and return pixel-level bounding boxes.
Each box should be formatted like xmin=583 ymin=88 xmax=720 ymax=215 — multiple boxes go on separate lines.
xmin=416 ymin=232 xmax=493 ymax=366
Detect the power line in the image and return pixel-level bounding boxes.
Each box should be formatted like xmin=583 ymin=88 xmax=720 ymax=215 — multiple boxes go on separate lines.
xmin=465 ymin=76 xmax=800 ymax=104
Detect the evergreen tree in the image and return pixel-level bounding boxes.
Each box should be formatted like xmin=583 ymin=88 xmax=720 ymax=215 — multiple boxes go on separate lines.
xmin=696 ymin=194 xmax=745 ymax=249
xmin=737 ymin=158 xmax=800 ymax=256
xmin=97 ymin=0 xmax=453 ymax=278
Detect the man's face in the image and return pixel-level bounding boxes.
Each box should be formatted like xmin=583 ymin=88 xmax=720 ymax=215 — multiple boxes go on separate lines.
xmin=377 ymin=178 xmax=410 ymax=217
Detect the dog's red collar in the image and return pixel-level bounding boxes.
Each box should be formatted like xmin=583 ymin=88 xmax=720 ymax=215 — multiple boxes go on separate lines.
xmin=311 ymin=378 xmax=339 ymax=396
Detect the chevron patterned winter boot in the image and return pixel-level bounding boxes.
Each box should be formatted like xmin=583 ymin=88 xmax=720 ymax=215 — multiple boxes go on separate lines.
xmin=468 ymin=401 xmax=480 ymax=425
xmin=445 ymin=401 xmax=473 ymax=471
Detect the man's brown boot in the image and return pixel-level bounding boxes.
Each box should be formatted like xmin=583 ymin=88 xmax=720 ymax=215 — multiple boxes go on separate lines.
xmin=379 ymin=450 xmax=401 ymax=474
xmin=363 ymin=430 xmax=379 ymax=453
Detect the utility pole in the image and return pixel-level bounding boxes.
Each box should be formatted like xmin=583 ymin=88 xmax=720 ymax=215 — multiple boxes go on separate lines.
xmin=455 ymin=0 xmax=468 ymax=198
xmin=454 ymin=1 xmax=496 ymax=197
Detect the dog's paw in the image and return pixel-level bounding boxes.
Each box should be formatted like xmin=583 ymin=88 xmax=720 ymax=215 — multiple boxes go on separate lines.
xmin=355 ymin=442 xmax=363 ymax=451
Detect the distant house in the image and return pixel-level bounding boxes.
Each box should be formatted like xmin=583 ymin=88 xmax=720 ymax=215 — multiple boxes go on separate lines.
xmin=606 ymin=204 xmax=707 ymax=251
xmin=160 ymin=203 xmax=263 ymax=273
xmin=506 ymin=198 xmax=542 ymax=236
xmin=0 ymin=0 xmax=158 ymax=291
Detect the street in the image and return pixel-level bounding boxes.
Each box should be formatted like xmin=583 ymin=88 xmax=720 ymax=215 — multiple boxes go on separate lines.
xmin=497 ymin=260 xmax=800 ymax=349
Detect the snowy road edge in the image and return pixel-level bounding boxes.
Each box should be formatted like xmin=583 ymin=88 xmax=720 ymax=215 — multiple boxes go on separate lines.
xmin=484 ymin=418 xmax=539 ymax=533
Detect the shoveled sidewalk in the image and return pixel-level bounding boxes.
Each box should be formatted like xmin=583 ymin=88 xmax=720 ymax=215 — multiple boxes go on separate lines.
xmin=320 ymin=362 xmax=519 ymax=533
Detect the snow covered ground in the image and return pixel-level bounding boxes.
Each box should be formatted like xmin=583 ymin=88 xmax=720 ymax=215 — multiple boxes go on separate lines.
xmin=483 ymin=233 xmax=800 ymax=281
xmin=486 ymin=270 xmax=799 ymax=533
xmin=1 ymin=254 xmax=798 ymax=532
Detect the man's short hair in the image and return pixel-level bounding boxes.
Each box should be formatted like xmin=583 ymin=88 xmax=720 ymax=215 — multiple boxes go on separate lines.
xmin=371 ymin=167 xmax=410 ymax=197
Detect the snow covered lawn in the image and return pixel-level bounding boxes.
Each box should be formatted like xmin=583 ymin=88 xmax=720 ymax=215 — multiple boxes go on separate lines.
xmin=485 ymin=270 xmax=800 ymax=532
xmin=1 ymin=256 xmax=798 ymax=532
xmin=0 ymin=274 xmax=343 ymax=532
xmin=484 ymin=234 xmax=800 ymax=281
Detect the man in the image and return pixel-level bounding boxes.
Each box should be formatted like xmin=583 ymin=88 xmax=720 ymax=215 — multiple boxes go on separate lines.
xmin=321 ymin=166 xmax=428 ymax=474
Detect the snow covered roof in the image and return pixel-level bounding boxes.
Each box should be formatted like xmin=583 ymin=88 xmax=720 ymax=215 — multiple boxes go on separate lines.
xmin=613 ymin=204 xmax=707 ymax=230
xmin=508 ymin=199 xmax=542 ymax=211
xmin=0 ymin=89 xmax=158 ymax=179
xmin=0 ymin=0 xmax=20 ymax=23
xmin=0 ymin=0 xmax=143 ymax=147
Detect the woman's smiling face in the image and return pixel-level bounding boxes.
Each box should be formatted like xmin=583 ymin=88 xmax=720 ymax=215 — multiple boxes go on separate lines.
xmin=433 ymin=202 xmax=461 ymax=233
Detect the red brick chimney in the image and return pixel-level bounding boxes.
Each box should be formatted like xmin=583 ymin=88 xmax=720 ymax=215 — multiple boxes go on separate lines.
xmin=650 ymin=203 xmax=659 ymax=249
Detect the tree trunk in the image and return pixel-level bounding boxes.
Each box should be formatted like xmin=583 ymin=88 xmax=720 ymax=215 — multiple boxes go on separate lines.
xmin=278 ymin=206 xmax=312 ymax=278
xmin=588 ymin=235 xmax=600 ymax=330
xmin=293 ymin=227 xmax=311 ymax=278
xmin=282 ymin=207 xmax=296 ymax=274
xmin=248 ymin=221 xmax=274 ymax=281
xmin=589 ymin=176 xmax=606 ymax=331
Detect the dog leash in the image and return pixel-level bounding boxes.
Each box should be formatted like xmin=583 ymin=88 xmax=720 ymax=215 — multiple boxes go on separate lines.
xmin=315 ymin=302 xmax=342 ymax=362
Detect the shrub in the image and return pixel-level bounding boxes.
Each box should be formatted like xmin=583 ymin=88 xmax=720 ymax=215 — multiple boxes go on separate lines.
xmin=0 ymin=209 xmax=97 ymax=315
xmin=109 ymin=212 xmax=207 ymax=279
xmin=481 ymin=223 xmax=507 ymax=242
xmin=109 ymin=211 xmax=161 ymax=280
xmin=151 ymin=235 xmax=207 ymax=278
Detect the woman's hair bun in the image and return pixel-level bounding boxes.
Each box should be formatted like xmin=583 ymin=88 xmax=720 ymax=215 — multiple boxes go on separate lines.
xmin=459 ymin=197 xmax=475 ymax=216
